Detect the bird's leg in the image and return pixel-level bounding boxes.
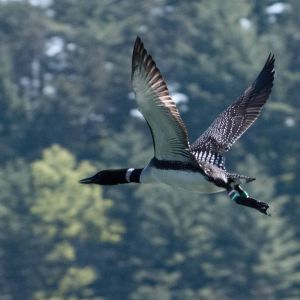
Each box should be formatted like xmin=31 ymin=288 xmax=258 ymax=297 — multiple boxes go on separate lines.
xmin=235 ymin=185 xmax=249 ymax=198
xmin=227 ymin=186 xmax=270 ymax=216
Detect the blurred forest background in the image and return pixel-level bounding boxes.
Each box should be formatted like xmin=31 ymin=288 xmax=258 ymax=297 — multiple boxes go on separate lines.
xmin=0 ymin=0 xmax=299 ymax=299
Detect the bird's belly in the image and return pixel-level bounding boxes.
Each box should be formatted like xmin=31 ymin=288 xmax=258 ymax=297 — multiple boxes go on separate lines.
xmin=141 ymin=167 xmax=224 ymax=194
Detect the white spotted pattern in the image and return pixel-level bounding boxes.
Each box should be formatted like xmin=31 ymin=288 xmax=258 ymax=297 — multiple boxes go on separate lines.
xmin=191 ymin=150 xmax=226 ymax=170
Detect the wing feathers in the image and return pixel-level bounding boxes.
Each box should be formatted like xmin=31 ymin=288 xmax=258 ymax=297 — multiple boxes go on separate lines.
xmin=132 ymin=37 xmax=195 ymax=162
xmin=191 ymin=54 xmax=275 ymax=153
xmin=131 ymin=38 xmax=274 ymax=164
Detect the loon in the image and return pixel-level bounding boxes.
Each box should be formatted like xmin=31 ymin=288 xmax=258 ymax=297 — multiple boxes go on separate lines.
xmin=80 ymin=37 xmax=275 ymax=216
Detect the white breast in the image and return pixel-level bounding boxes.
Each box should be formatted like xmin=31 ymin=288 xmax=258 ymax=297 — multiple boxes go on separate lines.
xmin=140 ymin=165 xmax=225 ymax=194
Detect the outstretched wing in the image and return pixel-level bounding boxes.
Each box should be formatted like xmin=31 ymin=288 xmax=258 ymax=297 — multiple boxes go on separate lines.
xmin=132 ymin=37 xmax=195 ymax=163
xmin=190 ymin=54 xmax=275 ymax=154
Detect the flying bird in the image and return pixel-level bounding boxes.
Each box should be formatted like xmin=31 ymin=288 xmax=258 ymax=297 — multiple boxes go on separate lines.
xmin=80 ymin=37 xmax=275 ymax=215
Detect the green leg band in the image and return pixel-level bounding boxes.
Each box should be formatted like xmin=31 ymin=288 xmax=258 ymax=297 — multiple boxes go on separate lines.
xmin=241 ymin=190 xmax=249 ymax=198
xmin=228 ymin=190 xmax=239 ymax=201
xmin=236 ymin=185 xmax=249 ymax=198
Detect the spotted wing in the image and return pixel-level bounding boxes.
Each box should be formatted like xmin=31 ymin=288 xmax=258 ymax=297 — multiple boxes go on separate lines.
xmin=190 ymin=54 xmax=275 ymax=154
xmin=191 ymin=150 xmax=226 ymax=170
xmin=132 ymin=37 xmax=196 ymax=163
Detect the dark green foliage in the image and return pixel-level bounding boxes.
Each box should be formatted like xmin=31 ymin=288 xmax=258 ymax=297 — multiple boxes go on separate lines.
xmin=0 ymin=0 xmax=298 ymax=299
xmin=0 ymin=146 xmax=123 ymax=300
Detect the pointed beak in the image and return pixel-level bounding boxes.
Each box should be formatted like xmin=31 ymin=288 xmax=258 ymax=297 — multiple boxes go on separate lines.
xmin=79 ymin=176 xmax=94 ymax=184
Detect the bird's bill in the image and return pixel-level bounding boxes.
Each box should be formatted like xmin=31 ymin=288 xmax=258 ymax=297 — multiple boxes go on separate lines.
xmin=79 ymin=176 xmax=94 ymax=184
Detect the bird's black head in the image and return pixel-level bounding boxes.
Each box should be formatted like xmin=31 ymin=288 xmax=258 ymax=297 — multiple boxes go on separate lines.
xmin=79 ymin=169 xmax=130 ymax=185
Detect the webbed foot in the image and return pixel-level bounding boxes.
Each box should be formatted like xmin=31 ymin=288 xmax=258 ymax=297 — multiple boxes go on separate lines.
xmin=234 ymin=196 xmax=271 ymax=216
